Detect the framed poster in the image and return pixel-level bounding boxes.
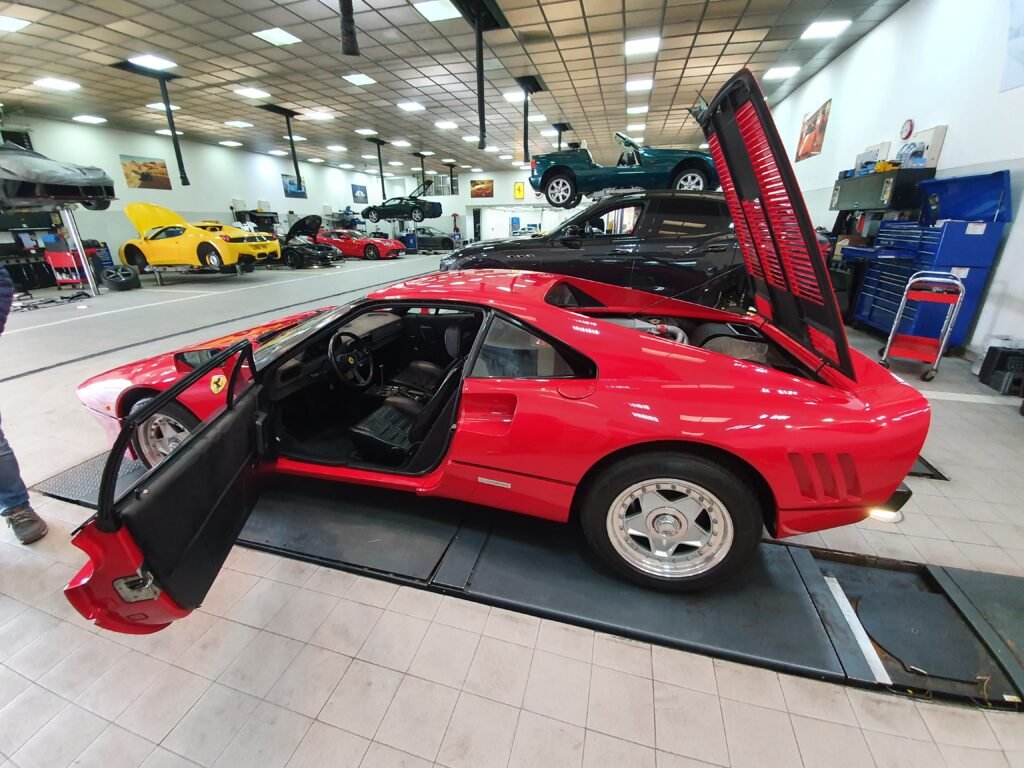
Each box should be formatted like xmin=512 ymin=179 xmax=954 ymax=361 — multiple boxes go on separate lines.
xmin=351 ymin=184 xmax=368 ymax=205
xmin=119 ymin=154 xmax=171 ymax=189
xmin=795 ymin=98 xmax=831 ymax=162
xmin=470 ymin=178 xmax=494 ymax=198
xmin=513 ymin=181 xmax=525 ymax=200
xmin=281 ymin=174 xmax=307 ymax=199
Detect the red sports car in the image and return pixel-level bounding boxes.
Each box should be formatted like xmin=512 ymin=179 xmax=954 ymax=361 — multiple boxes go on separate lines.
xmin=64 ymin=70 xmax=930 ymax=634
xmin=316 ymin=228 xmax=405 ymax=260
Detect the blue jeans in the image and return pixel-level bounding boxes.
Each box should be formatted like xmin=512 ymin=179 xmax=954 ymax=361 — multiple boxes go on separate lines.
xmin=0 ymin=410 xmax=30 ymax=516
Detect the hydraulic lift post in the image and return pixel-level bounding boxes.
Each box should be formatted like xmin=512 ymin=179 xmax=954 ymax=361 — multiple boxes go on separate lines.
xmin=58 ymin=205 xmax=99 ymax=298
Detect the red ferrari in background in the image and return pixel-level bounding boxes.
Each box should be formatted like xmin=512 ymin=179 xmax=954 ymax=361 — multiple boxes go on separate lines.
xmin=64 ymin=70 xmax=931 ymax=634
xmin=316 ymin=228 xmax=405 ymax=260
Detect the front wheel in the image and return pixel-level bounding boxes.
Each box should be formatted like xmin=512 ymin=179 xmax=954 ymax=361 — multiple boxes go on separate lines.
xmin=366 ymin=209 xmax=380 ymax=223
xmin=410 ymin=207 xmax=425 ymax=222
xmin=672 ymin=168 xmax=708 ymax=191
xmin=579 ymin=452 xmax=762 ymax=591
xmin=544 ymin=174 xmax=576 ymax=207
xmin=285 ymin=249 xmax=305 ymax=269
xmin=129 ymin=399 xmax=200 ymax=468
xmin=364 ymin=244 xmax=380 ymax=260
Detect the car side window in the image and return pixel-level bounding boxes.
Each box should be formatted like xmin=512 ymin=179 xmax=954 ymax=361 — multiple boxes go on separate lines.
xmin=471 ymin=316 xmax=591 ymax=379
xmin=583 ymin=203 xmax=643 ymax=238
xmin=150 ymin=226 xmax=185 ymax=240
xmin=648 ymin=199 xmax=732 ymax=239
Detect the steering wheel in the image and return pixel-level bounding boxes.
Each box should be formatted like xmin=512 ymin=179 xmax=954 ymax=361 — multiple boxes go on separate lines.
xmin=328 ymin=331 xmax=375 ymax=387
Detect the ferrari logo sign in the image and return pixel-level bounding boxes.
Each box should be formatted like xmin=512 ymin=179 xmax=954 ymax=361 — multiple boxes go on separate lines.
xmin=514 ymin=181 xmax=525 ymax=200
xmin=210 ymin=374 xmax=227 ymax=395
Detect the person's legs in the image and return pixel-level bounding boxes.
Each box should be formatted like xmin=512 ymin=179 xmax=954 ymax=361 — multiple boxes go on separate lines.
xmin=0 ymin=409 xmax=47 ymax=543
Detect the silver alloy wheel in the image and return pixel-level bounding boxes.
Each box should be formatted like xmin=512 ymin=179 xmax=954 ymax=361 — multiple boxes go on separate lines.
xmin=547 ymin=177 xmax=573 ymax=205
xmin=675 ymin=172 xmax=705 ymax=191
xmin=205 ymin=250 xmax=223 ymax=269
xmin=606 ymin=478 xmax=734 ymax=578
xmin=136 ymin=413 xmax=191 ymax=466
xmin=102 ymin=266 xmax=134 ymax=282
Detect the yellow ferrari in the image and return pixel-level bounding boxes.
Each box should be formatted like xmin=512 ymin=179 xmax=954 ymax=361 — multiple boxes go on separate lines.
xmin=119 ymin=203 xmax=280 ymax=273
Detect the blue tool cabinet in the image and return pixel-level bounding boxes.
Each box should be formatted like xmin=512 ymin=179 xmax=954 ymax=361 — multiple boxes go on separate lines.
xmin=841 ymin=171 xmax=1012 ymax=347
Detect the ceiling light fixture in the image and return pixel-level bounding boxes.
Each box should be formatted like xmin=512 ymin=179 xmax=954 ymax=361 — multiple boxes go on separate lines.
xmin=625 ymin=37 xmax=660 ymax=56
xmin=420 ymin=150 xmax=435 ymax=156
xmin=461 ymin=135 xmax=478 ymax=142
xmin=499 ymin=154 xmax=513 ymax=160
xmin=626 ymin=105 xmax=649 ymax=114
xmin=485 ymin=146 xmax=500 ymax=153
xmin=540 ymin=129 xmax=557 ymax=137
xmin=503 ymin=90 xmax=525 ymax=102
xmin=459 ymin=164 xmax=472 ymax=168
xmin=626 ymin=79 xmax=653 ymax=92
xmin=268 ymin=149 xmax=288 ymax=156
xmin=441 ymin=158 xmax=456 ymax=163
xmin=299 ymin=111 xmax=334 ymax=121
xmin=0 ymin=15 xmax=30 ymax=32
xmin=391 ymin=139 xmax=411 ymax=147
xmin=396 ymin=101 xmax=425 ymax=112
xmin=764 ymin=66 xmax=800 ymax=80
xmin=389 ymin=161 xmax=404 ymax=166
xmin=308 ymin=158 xmax=324 ymax=163
xmin=425 ymin=169 xmax=437 ymax=174
xmin=383 ymin=171 xmax=395 ymax=177
xmin=146 ymin=102 xmax=179 ymax=111
xmin=283 ymin=134 xmax=306 ymax=141
xmin=234 ymin=86 xmax=270 ymax=99
xmin=343 ymin=73 xmax=375 ymax=86
xmin=627 ymin=123 xmax=645 ymax=132
xmin=253 ymin=27 xmax=302 ymax=46
xmin=72 ymin=115 xmax=106 ymax=124
xmin=435 ymin=120 xmax=458 ymax=129
xmin=327 ymin=145 xmax=347 ymax=151
xmin=355 ymin=128 xmax=378 ymax=135
xmin=528 ymin=114 xmax=547 ymax=123
xmin=413 ymin=0 xmax=462 ymax=22
xmin=128 ymin=54 xmax=176 ymax=70
xmin=33 ymin=77 xmax=80 ymax=91
xmin=224 ymin=120 xmax=253 ymax=128
xmin=802 ymin=19 xmax=852 ymax=39
xmin=361 ymin=154 xmax=377 ymax=159
xmin=219 ymin=140 xmax=243 ymax=147
xmin=339 ymin=163 xmax=355 ymax=169
xmin=470 ymin=167 xmax=483 ymax=172
xmin=156 ymin=128 xmax=183 ymax=136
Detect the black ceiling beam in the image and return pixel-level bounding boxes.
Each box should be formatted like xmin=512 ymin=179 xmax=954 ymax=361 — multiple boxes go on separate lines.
xmin=258 ymin=104 xmax=303 ymax=193
xmin=339 ymin=0 xmax=359 ymax=56
xmin=553 ymin=122 xmax=572 ymax=151
xmin=514 ymin=76 xmax=544 ymax=164
xmin=366 ymin=137 xmax=387 ymax=198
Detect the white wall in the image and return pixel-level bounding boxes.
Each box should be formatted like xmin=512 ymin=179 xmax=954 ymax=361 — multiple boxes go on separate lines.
xmin=769 ymin=0 xmax=1024 ymax=349
xmin=15 ymin=115 xmax=387 ymax=248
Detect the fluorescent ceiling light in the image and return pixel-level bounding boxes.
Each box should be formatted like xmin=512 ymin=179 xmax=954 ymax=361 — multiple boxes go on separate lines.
xmin=308 ymin=158 xmax=324 ymax=163
xmin=441 ymin=158 xmax=456 ymax=163
xmin=503 ymin=90 xmax=525 ymax=102
xmin=396 ymin=101 xmax=425 ymax=112
xmin=156 ymin=128 xmax=183 ymax=136
xmin=802 ymin=19 xmax=852 ymax=39
xmin=391 ymin=140 xmax=411 ymax=147
xmin=0 ymin=15 xmax=31 ymax=32
xmin=764 ymin=66 xmax=800 ymax=80
xmin=459 ymin=164 xmax=472 ymax=168
xmin=462 ymin=135 xmax=478 ymax=142
xmin=435 ymin=120 xmax=458 ymax=129
xmin=268 ymin=149 xmax=288 ymax=156
xmin=129 ymin=54 xmax=176 ymax=70
xmin=224 ymin=120 xmax=253 ymax=128
xmin=383 ymin=171 xmax=395 ymax=177
xmin=540 ymin=129 xmax=557 ymax=137
xmin=234 ymin=87 xmax=270 ymax=99
xmin=420 ymin=150 xmax=435 ymax=156
xmin=551 ymin=143 xmax=561 ymax=149
xmin=499 ymin=154 xmax=513 ymax=160
xmin=299 ymin=111 xmax=333 ymax=121
xmin=470 ymin=167 xmax=483 ymax=172
xmin=253 ymin=27 xmax=301 ymax=46
xmin=627 ymin=123 xmax=645 ymax=132
xmin=627 ymin=105 xmax=649 ymax=114
xmin=34 ymin=77 xmax=79 ymax=91
xmin=361 ymin=154 xmax=377 ymax=159
xmin=699 ymin=143 xmax=710 ymax=149
xmin=625 ymin=37 xmax=660 ymax=56
xmin=389 ymin=161 xmax=404 ymax=166
xmin=73 ymin=115 xmax=106 ymax=124
xmin=326 ymin=145 xmax=347 ymax=151
xmin=366 ymin=168 xmax=378 ymax=174
xmin=219 ymin=140 xmax=243 ymax=147
xmin=146 ymin=102 xmax=179 ymax=111
xmin=528 ymin=114 xmax=546 ymax=122
xmin=425 ymin=170 xmax=437 ymax=174
xmin=343 ymin=73 xmax=375 ymax=86
xmin=339 ymin=163 xmax=354 ymax=169
xmin=283 ymin=135 xmax=306 ymax=142
xmin=634 ymin=137 xmax=644 ymax=143
xmin=485 ymin=146 xmax=500 ymax=153
xmin=414 ymin=0 xmax=461 ymax=22
xmin=626 ymin=79 xmax=653 ymax=92
xmin=355 ymin=128 xmax=378 ymax=135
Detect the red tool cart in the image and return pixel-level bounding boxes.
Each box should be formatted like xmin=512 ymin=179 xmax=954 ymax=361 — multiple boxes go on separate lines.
xmin=878 ymin=271 xmax=966 ymax=381
xmin=43 ymin=239 xmax=98 ymax=289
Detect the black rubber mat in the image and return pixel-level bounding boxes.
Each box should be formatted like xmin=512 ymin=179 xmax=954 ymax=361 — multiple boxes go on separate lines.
xmin=31 ymin=452 xmax=146 ymax=509
xmin=909 ymin=455 xmax=949 ymax=480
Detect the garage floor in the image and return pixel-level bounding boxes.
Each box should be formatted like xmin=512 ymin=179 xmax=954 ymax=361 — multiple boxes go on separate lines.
xmin=1 ymin=263 xmax=1022 ymax=768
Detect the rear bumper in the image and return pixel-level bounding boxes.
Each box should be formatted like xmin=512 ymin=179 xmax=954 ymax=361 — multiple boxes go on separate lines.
xmin=774 ymin=483 xmax=912 ymax=538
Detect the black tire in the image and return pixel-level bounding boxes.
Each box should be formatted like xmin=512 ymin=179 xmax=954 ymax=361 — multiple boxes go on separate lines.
xmin=880 ymin=360 xmax=891 ymax=369
xmin=241 ymin=261 xmax=256 ymax=273
xmin=410 ymin=207 xmax=425 ymax=222
xmin=565 ymin=193 xmax=583 ymax=209
xmin=921 ymin=370 xmax=936 ymax=382
xmin=81 ymin=199 xmax=111 ymax=211
xmin=198 ymin=244 xmax=223 ymax=270
xmin=366 ymin=209 xmax=380 ymax=223
xmin=877 ymin=347 xmax=887 ymax=357
xmin=672 ymin=167 xmax=709 ymax=191
xmin=443 ymin=239 xmax=454 ymax=250
xmin=100 ymin=265 xmax=141 ymax=291
xmin=285 ymin=249 xmax=305 ymax=269
xmin=124 ymin=246 xmax=148 ymax=271
xmin=364 ymin=244 xmax=380 ymax=260
xmin=578 ymin=451 xmax=763 ymax=592
xmin=128 ymin=398 xmax=200 ymax=468
xmin=544 ymin=173 xmax=577 ymax=207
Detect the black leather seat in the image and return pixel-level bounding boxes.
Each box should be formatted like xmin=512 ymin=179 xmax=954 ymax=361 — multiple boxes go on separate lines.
xmin=392 ymin=324 xmax=464 ymax=394
xmin=350 ymin=366 xmax=462 ymax=464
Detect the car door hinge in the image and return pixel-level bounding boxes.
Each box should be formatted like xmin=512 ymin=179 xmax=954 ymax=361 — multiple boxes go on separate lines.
xmin=113 ymin=568 xmax=161 ymax=603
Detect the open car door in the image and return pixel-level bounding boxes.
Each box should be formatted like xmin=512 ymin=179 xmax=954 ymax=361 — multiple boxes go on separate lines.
xmin=65 ymin=341 xmax=265 ymax=634
xmin=696 ymin=69 xmax=856 ymax=380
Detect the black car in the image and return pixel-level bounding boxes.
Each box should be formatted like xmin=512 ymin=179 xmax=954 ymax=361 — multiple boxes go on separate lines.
xmin=281 ymin=215 xmax=342 ymax=269
xmin=440 ymin=191 xmax=747 ymax=307
xmin=1 ymin=141 xmax=116 ymax=212
xmin=362 ymin=180 xmax=443 ymax=223
xmin=414 ymin=225 xmax=456 ymax=250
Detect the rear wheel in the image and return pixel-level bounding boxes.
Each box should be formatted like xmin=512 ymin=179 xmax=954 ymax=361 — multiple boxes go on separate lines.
xmin=124 ymin=246 xmax=148 ymax=271
xmin=579 ymin=452 xmax=762 ymax=591
xmin=672 ymin=168 xmax=708 ymax=191
xmin=410 ymin=207 xmax=425 ymax=222
xmin=366 ymin=209 xmax=380 ymax=223
xmin=129 ymin=399 xmax=200 ymax=468
xmin=81 ymin=199 xmax=111 ymax=211
xmin=364 ymin=244 xmax=380 ymax=260
xmin=544 ymin=174 xmax=576 ymax=207
xmin=198 ymin=245 xmax=223 ymax=270
xmin=286 ymin=249 xmax=305 ymax=269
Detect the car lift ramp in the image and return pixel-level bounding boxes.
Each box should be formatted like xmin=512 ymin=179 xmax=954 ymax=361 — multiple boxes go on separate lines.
xmin=35 ymin=455 xmax=1019 ymax=709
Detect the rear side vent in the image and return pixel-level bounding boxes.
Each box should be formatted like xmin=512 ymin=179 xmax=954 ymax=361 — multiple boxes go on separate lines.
xmin=788 ymin=452 xmax=861 ymax=502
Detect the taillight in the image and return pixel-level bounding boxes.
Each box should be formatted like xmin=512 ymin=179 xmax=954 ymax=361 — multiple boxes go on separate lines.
xmin=530 ymin=159 xmax=536 ymax=173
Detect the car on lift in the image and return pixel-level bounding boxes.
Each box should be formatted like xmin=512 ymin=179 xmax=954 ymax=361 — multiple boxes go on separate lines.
xmin=361 ymin=180 xmax=443 ymax=223
xmin=315 ymin=228 xmax=405 ymax=260
xmin=0 ymin=141 xmax=116 ymax=212
xmin=120 ymin=203 xmax=281 ymax=274
xmin=441 ymin=191 xmax=748 ymax=310
xmin=279 ymin=215 xmax=342 ymax=269
xmin=413 ymin=225 xmax=456 ymax=251
xmin=530 ymin=133 xmax=719 ymax=209
xmin=65 ymin=71 xmax=930 ymax=633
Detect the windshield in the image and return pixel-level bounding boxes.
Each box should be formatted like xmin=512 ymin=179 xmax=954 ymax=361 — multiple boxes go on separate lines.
xmin=549 ymin=199 xmax=643 ymax=238
xmin=253 ymin=303 xmax=357 ymax=367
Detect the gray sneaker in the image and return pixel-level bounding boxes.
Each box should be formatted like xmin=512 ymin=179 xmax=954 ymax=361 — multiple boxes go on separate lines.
xmin=5 ymin=506 xmax=48 ymax=544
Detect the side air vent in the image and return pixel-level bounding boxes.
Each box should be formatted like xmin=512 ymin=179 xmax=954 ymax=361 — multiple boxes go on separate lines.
xmin=788 ymin=452 xmax=861 ymax=502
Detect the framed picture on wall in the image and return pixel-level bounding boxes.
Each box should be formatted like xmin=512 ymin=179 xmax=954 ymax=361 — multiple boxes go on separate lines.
xmin=470 ymin=179 xmax=494 ymax=198
xmin=795 ymin=99 xmax=832 ymax=162
xmin=282 ymin=174 xmax=307 ymax=199
xmin=351 ymin=184 xmax=368 ymax=204
xmin=514 ymin=181 xmax=525 ymax=200
xmin=120 ymin=154 xmax=172 ymax=190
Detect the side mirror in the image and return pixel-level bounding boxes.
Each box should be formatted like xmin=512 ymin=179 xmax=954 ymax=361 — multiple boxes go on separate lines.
xmin=560 ymin=224 xmax=580 ymax=242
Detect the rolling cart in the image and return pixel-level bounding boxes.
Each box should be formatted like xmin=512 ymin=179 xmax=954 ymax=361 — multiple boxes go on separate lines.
xmin=879 ymin=271 xmax=965 ymax=381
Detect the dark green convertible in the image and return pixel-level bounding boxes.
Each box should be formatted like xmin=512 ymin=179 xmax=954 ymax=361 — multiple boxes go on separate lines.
xmin=529 ymin=132 xmax=719 ymax=208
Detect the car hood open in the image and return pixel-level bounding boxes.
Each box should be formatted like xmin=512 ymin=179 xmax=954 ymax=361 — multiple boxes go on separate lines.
xmin=408 ymin=179 xmax=433 ymax=198
xmin=124 ymin=203 xmax=187 ymax=237
xmin=696 ymin=69 xmax=855 ymax=381
xmin=285 ymin=214 xmax=322 ymax=243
